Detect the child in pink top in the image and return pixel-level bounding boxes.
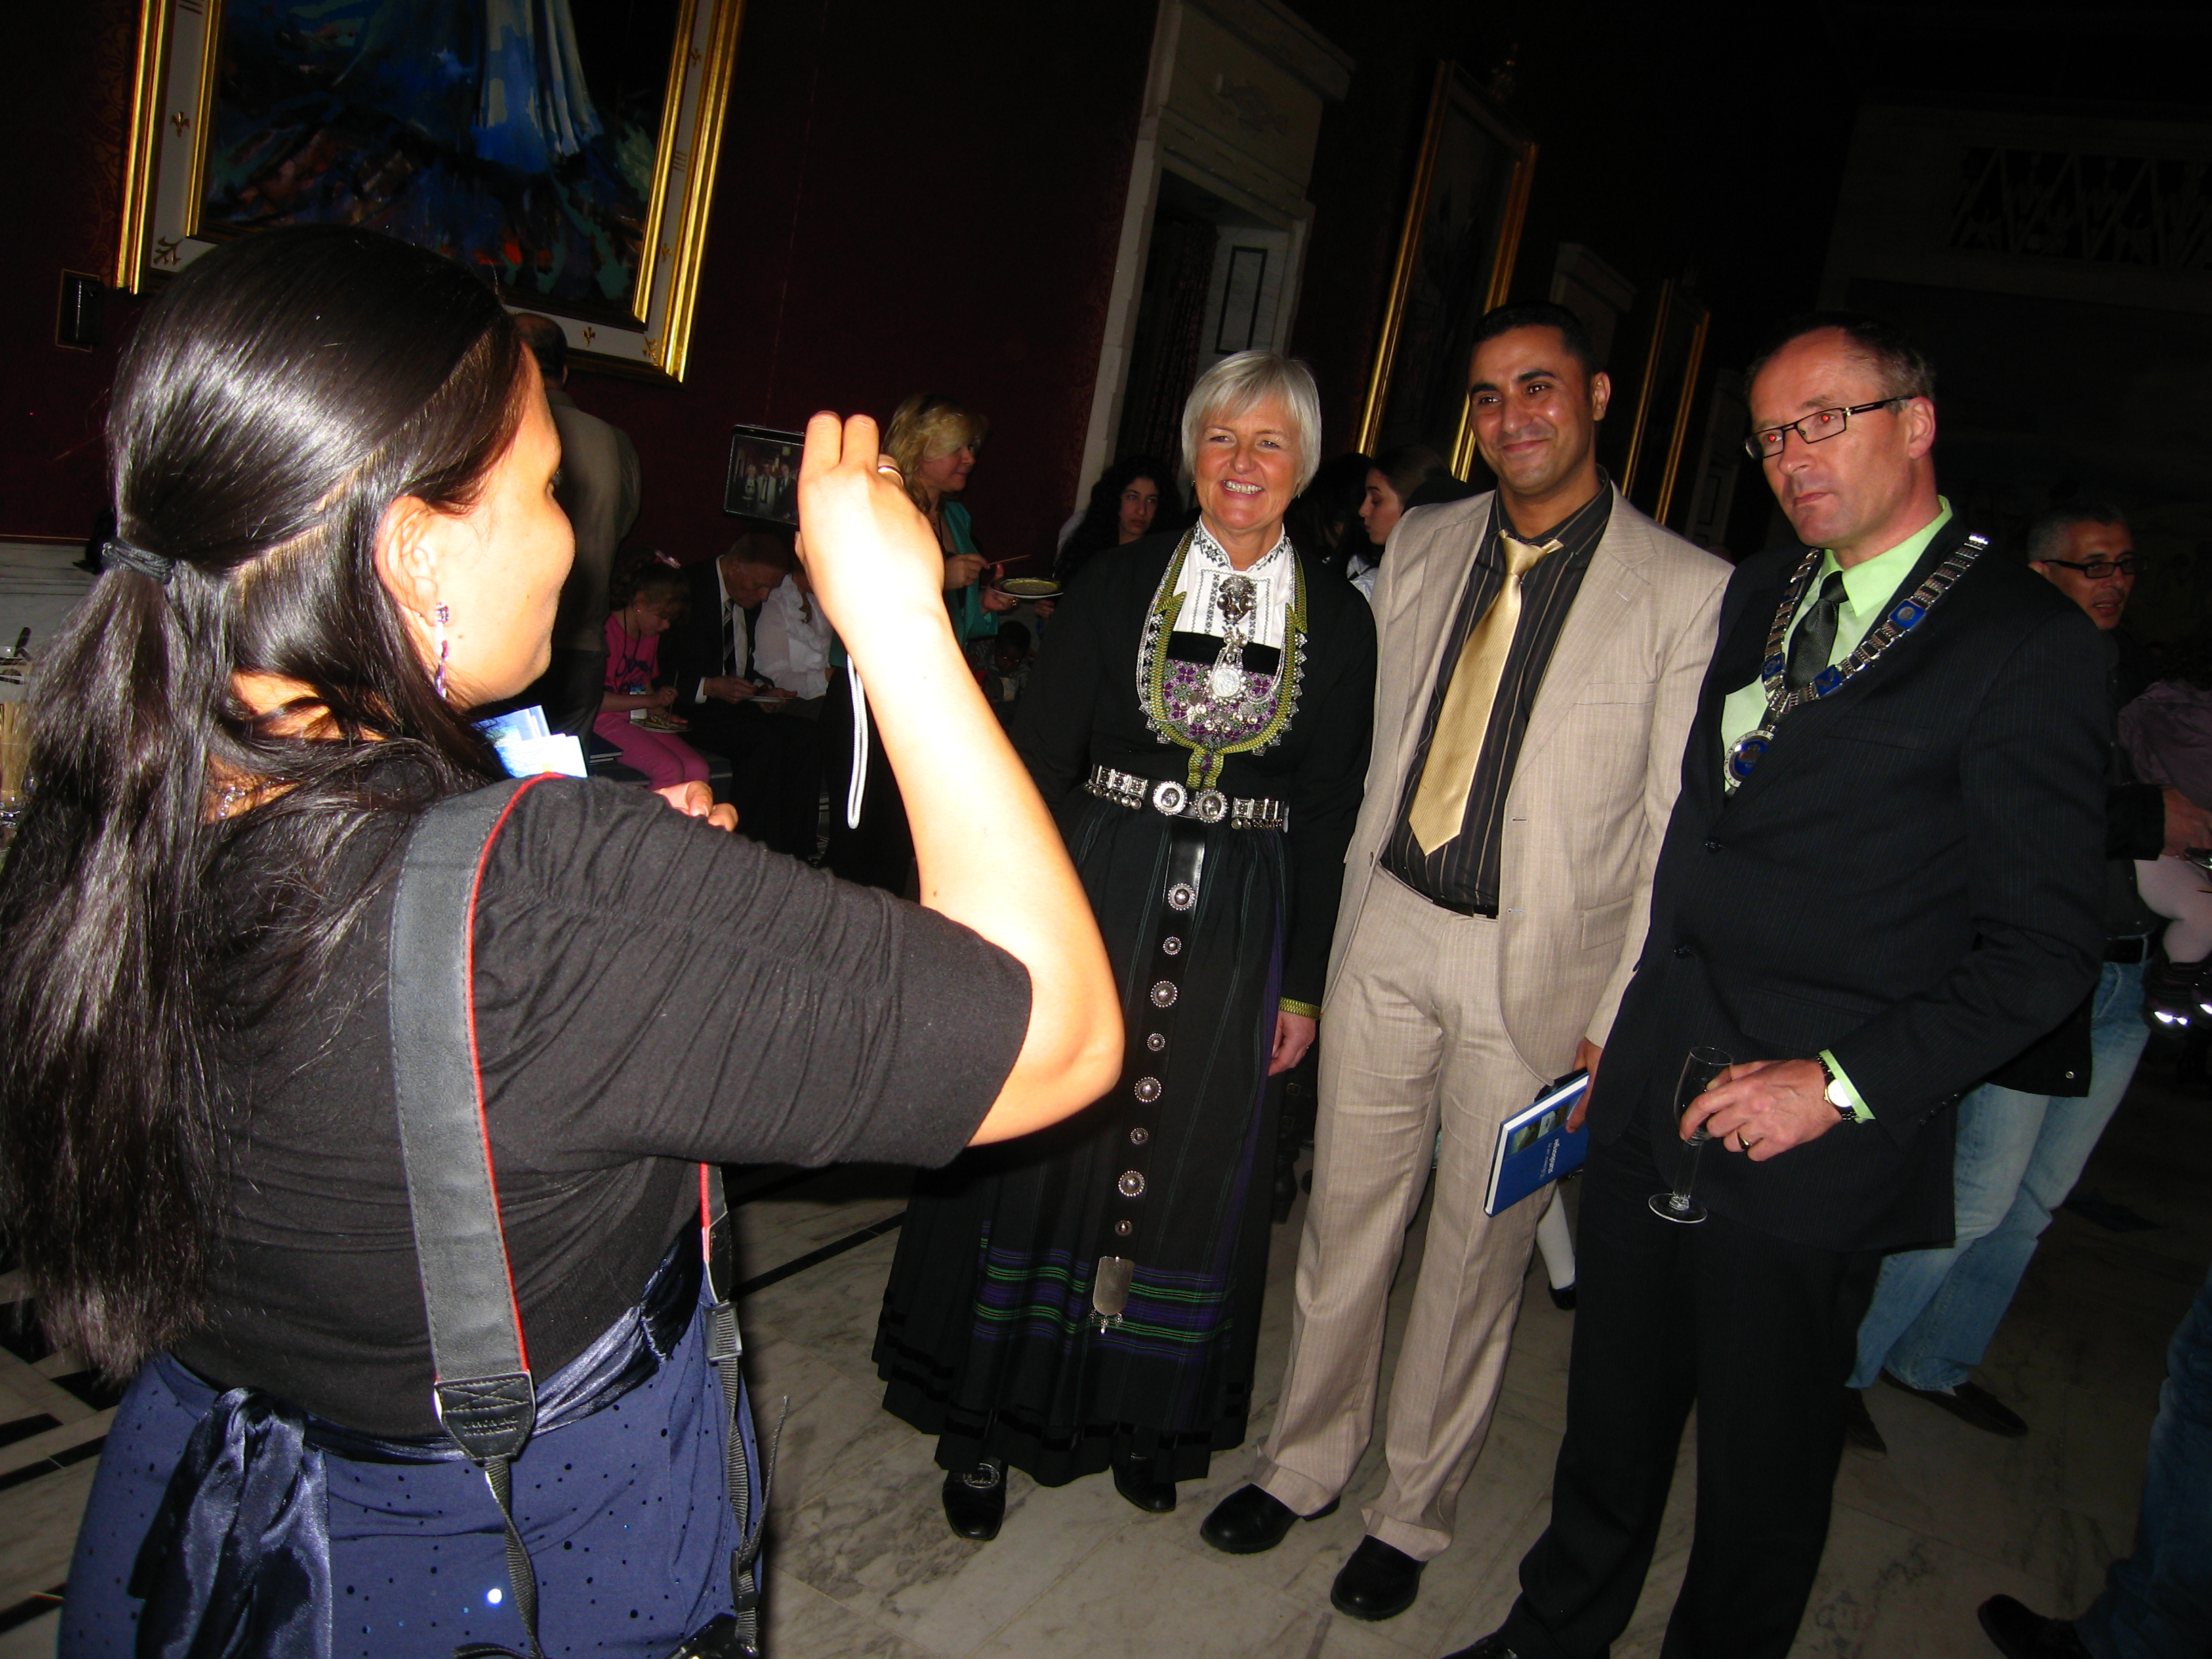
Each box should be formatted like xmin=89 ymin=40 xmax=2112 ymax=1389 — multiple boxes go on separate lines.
xmin=598 ymin=561 xmax=713 ymax=790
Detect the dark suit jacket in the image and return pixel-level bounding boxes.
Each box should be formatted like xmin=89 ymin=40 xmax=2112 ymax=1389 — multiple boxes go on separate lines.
xmin=1593 ymin=519 xmax=2110 ymax=1253
xmin=659 ymin=561 xmax=763 ymax=717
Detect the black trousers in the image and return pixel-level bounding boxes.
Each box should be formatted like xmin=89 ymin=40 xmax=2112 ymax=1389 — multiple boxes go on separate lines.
xmin=686 ymin=701 xmax=818 ymax=859
xmin=819 ymin=668 xmax=913 ymax=893
xmin=1500 ymin=1128 xmax=1880 ymax=1659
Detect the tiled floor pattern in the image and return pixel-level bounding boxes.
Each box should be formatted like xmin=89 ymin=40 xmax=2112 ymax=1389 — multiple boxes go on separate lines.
xmin=2 ymin=1064 xmax=2203 ymax=1658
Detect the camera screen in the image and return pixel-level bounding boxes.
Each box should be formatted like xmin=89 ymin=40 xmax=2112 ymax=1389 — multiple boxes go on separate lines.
xmin=724 ymin=425 xmax=804 ymax=527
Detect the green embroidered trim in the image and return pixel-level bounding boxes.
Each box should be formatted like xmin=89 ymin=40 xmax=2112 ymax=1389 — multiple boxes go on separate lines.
xmin=1136 ymin=531 xmax=1197 ymax=780
xmin=1135 ymin=530 xmax=1307 ymax=790
xmin=1277 ymin=998 xmax=1322 ymax=1019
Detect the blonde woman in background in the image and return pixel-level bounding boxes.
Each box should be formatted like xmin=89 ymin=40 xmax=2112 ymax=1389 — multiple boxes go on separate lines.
xmin=822 ymin=393 xmax=1016 ymax=890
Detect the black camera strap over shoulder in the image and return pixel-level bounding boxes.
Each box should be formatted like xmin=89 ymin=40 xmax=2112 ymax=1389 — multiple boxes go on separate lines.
xmin=388 ymin=778 xmax=772 ymax=1659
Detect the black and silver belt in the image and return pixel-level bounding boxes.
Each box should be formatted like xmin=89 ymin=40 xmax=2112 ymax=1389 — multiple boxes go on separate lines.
xmin=2105 ymin=933 xmax=2154 ymax=965
xmin=1086 ymin=764 xmax=1288 ymax=831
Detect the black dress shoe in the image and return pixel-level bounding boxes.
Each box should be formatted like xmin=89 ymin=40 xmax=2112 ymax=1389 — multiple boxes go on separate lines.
xmin=1883 ymin=1371 xmax=2029 ymax=1437
xmin=941 ymin=1458 xmax=1006 ymax=1540
xmin=1548 ymin=1282 xmax=1576 ymax=1311
xmin=1842 ymin=1387 xmax=1887 ymax=1457
xmin=1978 ymin=1594 xmax=2091 ymax=1658
xmin=1440 ymin=1638 xmax=1521 ymax=1659
xmin=1198 ymin=1483 xmax=1340 ymax=1553
xmin=1111 ymin=1457 xmax=1177 ymax=1514
xmin=1329 ymin=1536 xmax=1423 ymax=1621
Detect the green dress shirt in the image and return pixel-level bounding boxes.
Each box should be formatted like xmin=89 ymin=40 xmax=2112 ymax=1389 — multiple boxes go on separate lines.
xmin=1713 ymin=499 xmax=1954 ymax=1120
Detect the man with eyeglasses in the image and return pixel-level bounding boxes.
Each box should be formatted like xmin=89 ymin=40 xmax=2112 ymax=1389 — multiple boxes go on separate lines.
xmin=1449 ymin=314 xmax=2109 ymax=1659
xmin=2029 ymin=506 xmax=2158 ymax=697
xmin=1841 ymin=501 xmax=2203 ymax=1461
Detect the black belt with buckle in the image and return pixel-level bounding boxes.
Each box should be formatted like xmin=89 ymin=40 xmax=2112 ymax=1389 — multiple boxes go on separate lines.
xmin=2104 ymin=934 xmax=2153 ymax=964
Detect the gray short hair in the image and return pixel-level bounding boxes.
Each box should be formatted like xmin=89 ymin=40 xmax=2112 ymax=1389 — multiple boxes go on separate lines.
xmin=1181 ymin=352 xmax=1322 ymax=493
xmin=2024 ymin=501 xmax=2128 ymax=562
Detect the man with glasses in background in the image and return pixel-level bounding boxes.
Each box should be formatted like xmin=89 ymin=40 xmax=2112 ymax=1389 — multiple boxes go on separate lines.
xmin=1449 ymin=314 xmax=2110 ymax=1659
xmin=1842 ymin=502 xmax=2207 ymax=1456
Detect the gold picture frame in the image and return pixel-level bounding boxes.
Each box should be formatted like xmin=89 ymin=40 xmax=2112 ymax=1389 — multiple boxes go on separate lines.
xmin=1618 ymin=279 xmax=1711 ymax=525
xmin=1356 ymin=62 xmax=1536 ymax=476
xmin=115 ymin=0 xmax=746 ymax=384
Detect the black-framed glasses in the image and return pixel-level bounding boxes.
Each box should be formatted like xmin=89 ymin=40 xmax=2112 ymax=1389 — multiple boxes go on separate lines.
xmin=2042 ymin=555 xmax=2142 ymax=579
xmin=1744 ymin=398 xmax=1902 ymax=460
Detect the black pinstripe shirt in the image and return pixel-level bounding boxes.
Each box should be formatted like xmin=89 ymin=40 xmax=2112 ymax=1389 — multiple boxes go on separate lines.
xmin=1380 ymin=483 xmax=1614 ymax=916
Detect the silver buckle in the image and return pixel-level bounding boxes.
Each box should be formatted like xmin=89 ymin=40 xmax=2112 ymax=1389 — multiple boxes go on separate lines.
xmin=1149 ymin=780 xmax=1187 ymax=816
xmin=1192 ymin=789 xmax=1228 ymax=824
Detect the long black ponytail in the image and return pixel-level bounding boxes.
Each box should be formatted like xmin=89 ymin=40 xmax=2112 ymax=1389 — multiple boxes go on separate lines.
xmin=0 ymin=227 xmax=528 ymax=1374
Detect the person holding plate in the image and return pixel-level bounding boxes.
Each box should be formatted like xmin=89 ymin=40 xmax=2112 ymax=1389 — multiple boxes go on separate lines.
xmin=821 ymin=393 xmax=1017 ymax=890
xmin=872 ymin=351 xmax=1376 ymax=1537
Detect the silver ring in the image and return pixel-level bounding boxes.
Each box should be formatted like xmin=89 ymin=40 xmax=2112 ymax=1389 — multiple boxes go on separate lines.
xmin=1736 ymin=1132 xmax=1753 ymax=1153
xmin=876 ymin=463 xmax=903 ymax=476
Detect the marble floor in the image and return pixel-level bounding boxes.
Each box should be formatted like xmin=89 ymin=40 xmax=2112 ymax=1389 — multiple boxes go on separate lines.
xmin=2 ymin=1059 xmax=2203 ymax=1659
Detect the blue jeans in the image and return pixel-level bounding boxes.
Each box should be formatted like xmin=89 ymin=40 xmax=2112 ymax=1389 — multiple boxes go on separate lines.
xmin=1850 ymin=960 xmax=2148 ymax=1391
xmin=2078 ymin=1257 xmax=2212 ymax=1658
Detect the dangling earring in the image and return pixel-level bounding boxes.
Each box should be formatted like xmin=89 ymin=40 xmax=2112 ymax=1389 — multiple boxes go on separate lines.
xmin=432 ymin=603 xmax=451 ymax=700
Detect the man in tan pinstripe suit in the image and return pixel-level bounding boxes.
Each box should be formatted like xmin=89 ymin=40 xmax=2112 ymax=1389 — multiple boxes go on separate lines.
xmin=1197 ymin=303 xmax=1729 ymax=1622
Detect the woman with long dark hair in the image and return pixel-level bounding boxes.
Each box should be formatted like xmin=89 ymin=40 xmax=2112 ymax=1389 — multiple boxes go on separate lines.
xmin=1055 ymin=455 xmax=1183 ymax=586
xmin=1349 ymin=444 xmax=1450 ymax=599
xmin=1 ymin=225 xmax=1118 ymax=1658
xmin=874 ymin=352 xmax=1374 ymax=1537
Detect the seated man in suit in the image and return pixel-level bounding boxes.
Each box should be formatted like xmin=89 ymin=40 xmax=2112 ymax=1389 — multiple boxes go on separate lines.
xmin=1450 ymin=314 xmax=2111 ymax=1659
xmin=661 ymin=529 xmax=815 ymax=857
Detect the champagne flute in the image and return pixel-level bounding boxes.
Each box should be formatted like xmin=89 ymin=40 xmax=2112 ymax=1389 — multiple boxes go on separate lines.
xmin=1648 ymin=1046 xmax=1733 ymax=1225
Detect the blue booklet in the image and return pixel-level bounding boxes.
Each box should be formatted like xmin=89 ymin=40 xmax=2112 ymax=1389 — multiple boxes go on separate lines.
xmin=1483 ymin=1069 xmax=1591 ymax=1216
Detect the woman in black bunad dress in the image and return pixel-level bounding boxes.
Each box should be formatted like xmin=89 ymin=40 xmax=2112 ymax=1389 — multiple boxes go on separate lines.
xmin=874 ymin=352 xmax=1376 ymax=1536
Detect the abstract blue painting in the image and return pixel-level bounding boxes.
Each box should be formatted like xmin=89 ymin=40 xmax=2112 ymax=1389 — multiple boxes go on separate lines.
xmin=202 ymin=0 xmax=681 ymax=320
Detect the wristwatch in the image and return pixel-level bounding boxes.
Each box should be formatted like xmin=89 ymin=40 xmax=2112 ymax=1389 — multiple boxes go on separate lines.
xmin=1815 ymin=1054 xmax=1857 ymax=1124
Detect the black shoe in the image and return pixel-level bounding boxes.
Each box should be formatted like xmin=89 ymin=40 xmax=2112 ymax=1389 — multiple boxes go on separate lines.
xmin=1883 ymin=1372 xmax=2028 ymax=1437
xmin=1842 ymin=1387 xmax=1887 ymax=1457
xmin=1548 ymin=1282 xmax=1576 ymax=1311
xmin=1978 ymin=1594 xmax=2091 ymax=1658
xmin=1197 ymin=1483 xmax=1340 ymax=1554
xmin=1441 ymin=1639 xmax=1521 ymax=1659
xmin=1328 ymin=1536 xmax=1423 ymax=1621
xmin=941 ymin=1459 xmax=1005 ymax=1540
xmin=1111 ymin=1457 xmax=1178 ymax=1514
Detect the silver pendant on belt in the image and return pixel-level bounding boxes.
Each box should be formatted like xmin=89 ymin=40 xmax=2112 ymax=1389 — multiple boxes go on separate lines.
xmin=1092 ymin=1255 xmax=1134 ymax=1331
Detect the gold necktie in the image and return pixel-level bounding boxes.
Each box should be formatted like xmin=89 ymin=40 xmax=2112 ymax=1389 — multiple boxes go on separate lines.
xmin=1408 ymin=531 xmax=1560 ymax=853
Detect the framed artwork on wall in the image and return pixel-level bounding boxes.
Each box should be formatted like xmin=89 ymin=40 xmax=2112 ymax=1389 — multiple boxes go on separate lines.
xmin=1617 ymin=278 xmax=1711 ymax=525
xmin=1356 ymin=62 xmax=1536 ymax=476
xmin=115 ymin=0 xmax=747 ymax=382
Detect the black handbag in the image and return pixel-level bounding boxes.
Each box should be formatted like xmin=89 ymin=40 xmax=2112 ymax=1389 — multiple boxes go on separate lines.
xmin=388 ymin=777 xmax=773 ymax=1659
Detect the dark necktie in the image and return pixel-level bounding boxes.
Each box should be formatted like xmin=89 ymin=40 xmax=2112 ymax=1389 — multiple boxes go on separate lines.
xmin=1786 ymin=571 xmax=1848 ymax=690
xmin=722 ymin=600 xmax=743 ymax=679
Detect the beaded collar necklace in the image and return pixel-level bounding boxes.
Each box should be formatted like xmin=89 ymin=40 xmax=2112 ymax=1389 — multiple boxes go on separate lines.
xmin=1724 ymin=533 xmax=1984 ymax=794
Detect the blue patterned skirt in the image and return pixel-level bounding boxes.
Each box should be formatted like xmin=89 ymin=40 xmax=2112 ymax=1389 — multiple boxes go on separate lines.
xmin=62 ymin=1271 xmax=739 ymax=1658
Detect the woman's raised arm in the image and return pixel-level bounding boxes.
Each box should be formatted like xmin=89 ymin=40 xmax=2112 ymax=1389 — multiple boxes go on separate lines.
xmin=796 ymin=412 xmax=1120 ymax=1142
